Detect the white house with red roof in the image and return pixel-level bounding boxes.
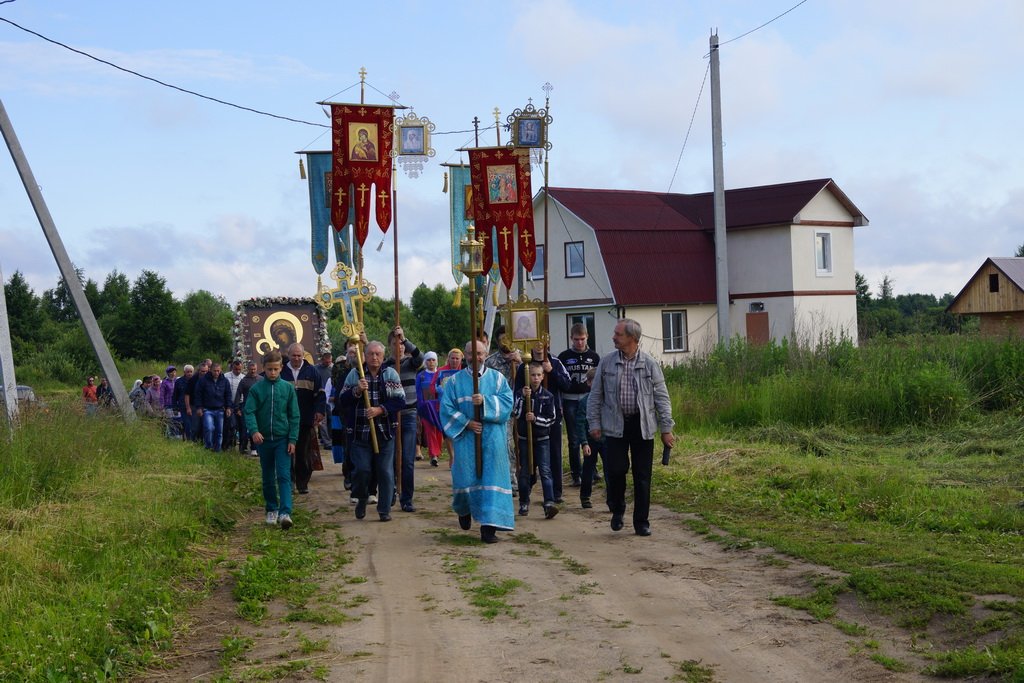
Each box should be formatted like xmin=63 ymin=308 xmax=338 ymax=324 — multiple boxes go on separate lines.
xmin=519 ymin=179 xmax=868 ymax=361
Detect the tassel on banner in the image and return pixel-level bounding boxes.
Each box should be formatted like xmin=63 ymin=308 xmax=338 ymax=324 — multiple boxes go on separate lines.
xmin=442 ymin=171 xmax=448 ymax=193
xmin=299 ymin=157 xmax=306 ymax=180
xmin=492 ymin=283 xmax=499 ymax=306
xmin=452 ymin=286 xmax=462 ymax=308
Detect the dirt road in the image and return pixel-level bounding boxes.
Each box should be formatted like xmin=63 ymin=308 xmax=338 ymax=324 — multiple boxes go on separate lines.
xmin=149 ymin=460 xmax=930 ymax=682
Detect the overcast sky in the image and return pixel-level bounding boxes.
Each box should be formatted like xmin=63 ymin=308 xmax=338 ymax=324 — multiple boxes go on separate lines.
xmin=2 ymin=0 xmax=1022 ymax=306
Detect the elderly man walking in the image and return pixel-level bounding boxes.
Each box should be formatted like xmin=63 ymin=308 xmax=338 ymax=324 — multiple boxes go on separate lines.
xmin=587 ymin=319 xmax=675 ymax=537
xmin=281 ymin=343 xmax=327 ymax=495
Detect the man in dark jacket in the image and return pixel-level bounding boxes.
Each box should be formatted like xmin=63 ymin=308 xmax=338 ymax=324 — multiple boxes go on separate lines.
xmin=281 ymin=343 xmax=327 ymax=494
xmin=558 ymin=323 xmax=602 ymax=486
xmin=384 ymin=325 xmax=422 ymax=513
xmin=195 ymin=362 xmax=232 ymax=452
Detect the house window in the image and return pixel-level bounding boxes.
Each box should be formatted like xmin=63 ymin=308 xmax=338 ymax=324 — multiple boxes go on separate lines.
xmin=565 ymin=242 xmax=585 ymax=278
xmin=566 ymin=313 xmax=595 ymax=348
xmin=989 ymin=273 xmax=999 ymax=293
xmin=528 ymin=245 xmax=545 ymax=281
xmin=662 ymin=310 xmax=688 ymax=353
xmin=815 ymin=231 xmax=833 ymax=275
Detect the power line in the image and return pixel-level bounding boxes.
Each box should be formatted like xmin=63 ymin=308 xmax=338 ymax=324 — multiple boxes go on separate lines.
xmin=719 ymin=0 xmax=811 ymax=47
xmin=666 ymin=61 xmax=710 ymax=194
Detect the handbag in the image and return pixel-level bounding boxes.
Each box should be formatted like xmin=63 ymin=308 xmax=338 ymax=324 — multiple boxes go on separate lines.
xmin=310 ymin=436 xmax=325 ymax=471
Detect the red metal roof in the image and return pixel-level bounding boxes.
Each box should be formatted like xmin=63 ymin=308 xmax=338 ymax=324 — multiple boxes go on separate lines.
xmin=545 ymin=180 xmax=864 ymax=306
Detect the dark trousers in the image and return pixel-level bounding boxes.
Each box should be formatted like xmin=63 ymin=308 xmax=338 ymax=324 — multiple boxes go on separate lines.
xmin=562 ymin=399 xmax=583 ymax=479
xmin=548 ymin=420 xmax=564 ymax=499
xmin=604 ymin=415 xmax=654 ymax=530
xmin=580 ymin=437 xmax=605 ymax=502
xmin=292 ymin=424 xmax=315 ymax=492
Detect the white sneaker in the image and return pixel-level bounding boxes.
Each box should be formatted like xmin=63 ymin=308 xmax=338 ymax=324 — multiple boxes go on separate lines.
xmin=279 ymin=513 xmax=293 ymax=530
xmin=350 ymin=497 xmax=358 ymax=505
xmin=250 ymin=449 xmax=258 ymax=456
xmin=368 ymin=495 xmax=378 ymax=504
xmin=265 ymin=511 xmax=278 ymax=525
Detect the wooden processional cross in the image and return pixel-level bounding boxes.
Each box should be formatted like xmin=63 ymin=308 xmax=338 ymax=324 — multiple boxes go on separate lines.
xmin=317 ymin=261 xmax=376 ymax=338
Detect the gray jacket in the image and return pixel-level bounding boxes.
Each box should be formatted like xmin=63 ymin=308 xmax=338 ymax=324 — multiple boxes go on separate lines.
xmin=586 ymin=349 xmax=674 ymax=440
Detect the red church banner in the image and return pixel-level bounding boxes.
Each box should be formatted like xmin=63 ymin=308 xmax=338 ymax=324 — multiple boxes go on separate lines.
xmin=331 ymin=105 xmax=395 ymax=247
xmin=468 ymin=147 xmax=535 ymax=288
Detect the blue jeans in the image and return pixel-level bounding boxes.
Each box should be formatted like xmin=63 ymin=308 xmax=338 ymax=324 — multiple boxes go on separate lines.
xmin=259 ymin=437 xmax=293 ymax=515
xmin=202 ymin=409 xmax=225 ymax=451
xmin=398 ymin=409 xmax=417 ymax=506
xmin=518 ymin=437 xmax=555 ymax=506
xmin=562 ymin=399 xmax=583 ymax=479
xmin=351 ymin=437 xmax=395 ymax=516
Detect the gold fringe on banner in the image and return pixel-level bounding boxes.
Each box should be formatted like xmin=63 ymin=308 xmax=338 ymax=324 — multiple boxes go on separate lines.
xmin=452 ymin=286 xmax=461 ymax=308
xmin=299 ymin=157 xmax=306 ymax=179
xmin=442 ymin=171 xmax=448 ymax=193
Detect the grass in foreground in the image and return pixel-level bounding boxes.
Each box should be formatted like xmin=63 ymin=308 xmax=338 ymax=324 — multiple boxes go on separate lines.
xmin=0 ymin=403 xmax=255 ymax=682
xmin=655 ymin=415 xmax=1024 ymax=679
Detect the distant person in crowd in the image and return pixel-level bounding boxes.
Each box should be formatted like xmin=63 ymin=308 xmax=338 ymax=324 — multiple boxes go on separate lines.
xmin=184 ymin=361 xmax=209 ymax=442
xmin=146 ymin=375 xmax=162 ymax=416
xmin=415 ymin=351 xmax=442 ymax=467
xmin=96 ymin=377 xmax=113 ymax=408
xmin=245 ymin=349 xmax=300 ymax=531
xmin=195 ymin=362 xmax=232 ymax=452
xmin=512 ymin=362 xmax=559 ymax=519
xmin=587 ymin=318 xmax=675 ymax=537
xmin=440 ymin=339 xmax=515 ymax=543
xmin=559 ymin=323 xmax=602 ymax=486
xmin=223 ymin=359 xmax=245 ymax=450
xmin=315 ymin=351 xmax=334 ymax=449
xmin=160 ymin=366 xmax=178 ymax=436
xmin=281 ymin=343 xmax=326 ymax=495
xmin=485 ymin=327 xmax=522 ymax=492
xmin=339 ymin=340 xmax=404 ymax=522
xmin=575 ymin=368 xmax=605 ymax=510
xmin=327 ymin=340 xmax=361 ymax=491
xmin=236 ymin=361 xmax=261 ymax=455
xmin=172 ymin=365 xmax=194 ymax=440
xmin=433 ymin=347 xmax=465 ymax=461
xmin=82 ymin=376 xmax=98 ymax=416
xmin=130 ymin=376 xmax=154 ymax=417
xmin=384 ymin=325 xmax=422 ymax=513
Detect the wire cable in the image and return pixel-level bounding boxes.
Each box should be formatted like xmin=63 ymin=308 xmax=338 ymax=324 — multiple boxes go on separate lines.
xmin=719 ymin=0 xmax=811 ymax=47
xmin=666 ymin=61 xmax=710 ymax=194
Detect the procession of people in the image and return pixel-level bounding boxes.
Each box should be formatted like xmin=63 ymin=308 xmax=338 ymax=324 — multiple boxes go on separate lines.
xmin=84 ymin=318 xmax=674 ymax=538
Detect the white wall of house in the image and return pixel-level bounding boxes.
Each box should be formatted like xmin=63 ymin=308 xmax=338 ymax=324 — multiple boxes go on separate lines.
xmin=523 ymin=196 xmax=613 ymax=305
xmin=791 ymin=295 xmax=858 ymax=344
xmin=727 ymin=225 xmax=795 ymax=294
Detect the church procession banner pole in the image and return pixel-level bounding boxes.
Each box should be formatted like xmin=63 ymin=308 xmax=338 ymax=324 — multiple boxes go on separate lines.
xmin=0 ymin=99 xmax=135 ymax=421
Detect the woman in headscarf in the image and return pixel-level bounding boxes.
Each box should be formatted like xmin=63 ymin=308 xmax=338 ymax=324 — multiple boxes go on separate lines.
xmin=415 ymin=352 xmax=442 ymax=466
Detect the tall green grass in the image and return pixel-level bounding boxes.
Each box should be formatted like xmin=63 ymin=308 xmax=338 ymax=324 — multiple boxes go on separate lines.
xmin=666 ymin=334 xmax=1024 ymax=431
xmin=0 ymin=401 xmax=255 ymax=681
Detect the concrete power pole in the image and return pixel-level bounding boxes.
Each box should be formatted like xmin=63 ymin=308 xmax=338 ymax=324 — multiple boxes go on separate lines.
xmin=0 ymin=260 xmax=20 ymax=428
xmin=0 ymin=99 xmax=135 ymax=420
xmin=710 ymin=32 xmax=731 ymax=344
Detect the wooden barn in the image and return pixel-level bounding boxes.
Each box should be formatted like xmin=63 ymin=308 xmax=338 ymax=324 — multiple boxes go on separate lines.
xmin=947 ymin=257 xmax=1024 ymax=336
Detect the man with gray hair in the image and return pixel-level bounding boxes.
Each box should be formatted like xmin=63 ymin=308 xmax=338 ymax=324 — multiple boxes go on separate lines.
xmin=587 ymin=318 xmax=675 ymax=537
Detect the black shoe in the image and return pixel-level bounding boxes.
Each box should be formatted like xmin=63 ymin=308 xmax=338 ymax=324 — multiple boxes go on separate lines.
xmin=554 ymin=496 xmax=564 ymax=504
xmin=544 ymin=504 xmax=559 ymax=519
xmin=480 ymin=525 xmax=498 ymax=543
xmin=611 ymin=513 xmax=624 ymax=531
xmin=570 ymin=476 xmax=582 ymax=487
xmin=379 ymin=513 xmax=392 ymax=522
xmin=343 ymin=480 xmax=352 ymax=491
xmin=430 ymin=457 xmax=438 ymax=467
xmin=298 ymin=488 xmax=309 ymax=494
xmin=518 ymin=503 xmax=529 ymax=516
xmin=458 ymin=514 xmax=472 ymax=530
xmin=635 ymin=525 xmax=651 ymax=536
xmin=401 ymin=503 xmax=416 ymax=513
xmin=355 ymin=499 xmax=367 ymax=519
xmin=581 ymin=498 xmax=593 ymax=509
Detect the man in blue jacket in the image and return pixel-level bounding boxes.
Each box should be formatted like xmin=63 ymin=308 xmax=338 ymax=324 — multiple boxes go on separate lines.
xmin=281 ymin=343 xmax=327 ymax=495
xmin=195 ymin=362 xmax=233 ymax=452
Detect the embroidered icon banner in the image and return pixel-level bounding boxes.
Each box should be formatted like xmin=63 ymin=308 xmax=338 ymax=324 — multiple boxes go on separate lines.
xmin=331 ymin=105 xmax=394 ymax=247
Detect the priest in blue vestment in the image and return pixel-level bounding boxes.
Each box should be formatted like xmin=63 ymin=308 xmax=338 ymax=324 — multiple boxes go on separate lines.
xmin=440 ymin=340 xmax=515 ymax=542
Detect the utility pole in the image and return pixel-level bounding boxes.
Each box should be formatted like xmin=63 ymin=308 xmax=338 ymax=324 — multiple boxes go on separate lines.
xmin=0 ymin=99 xmax=134 ymax=420
xmin=0 ymin=260 xmax=20 ymax=429
xmin=710 ymin=32 xmax=731 ymax=344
